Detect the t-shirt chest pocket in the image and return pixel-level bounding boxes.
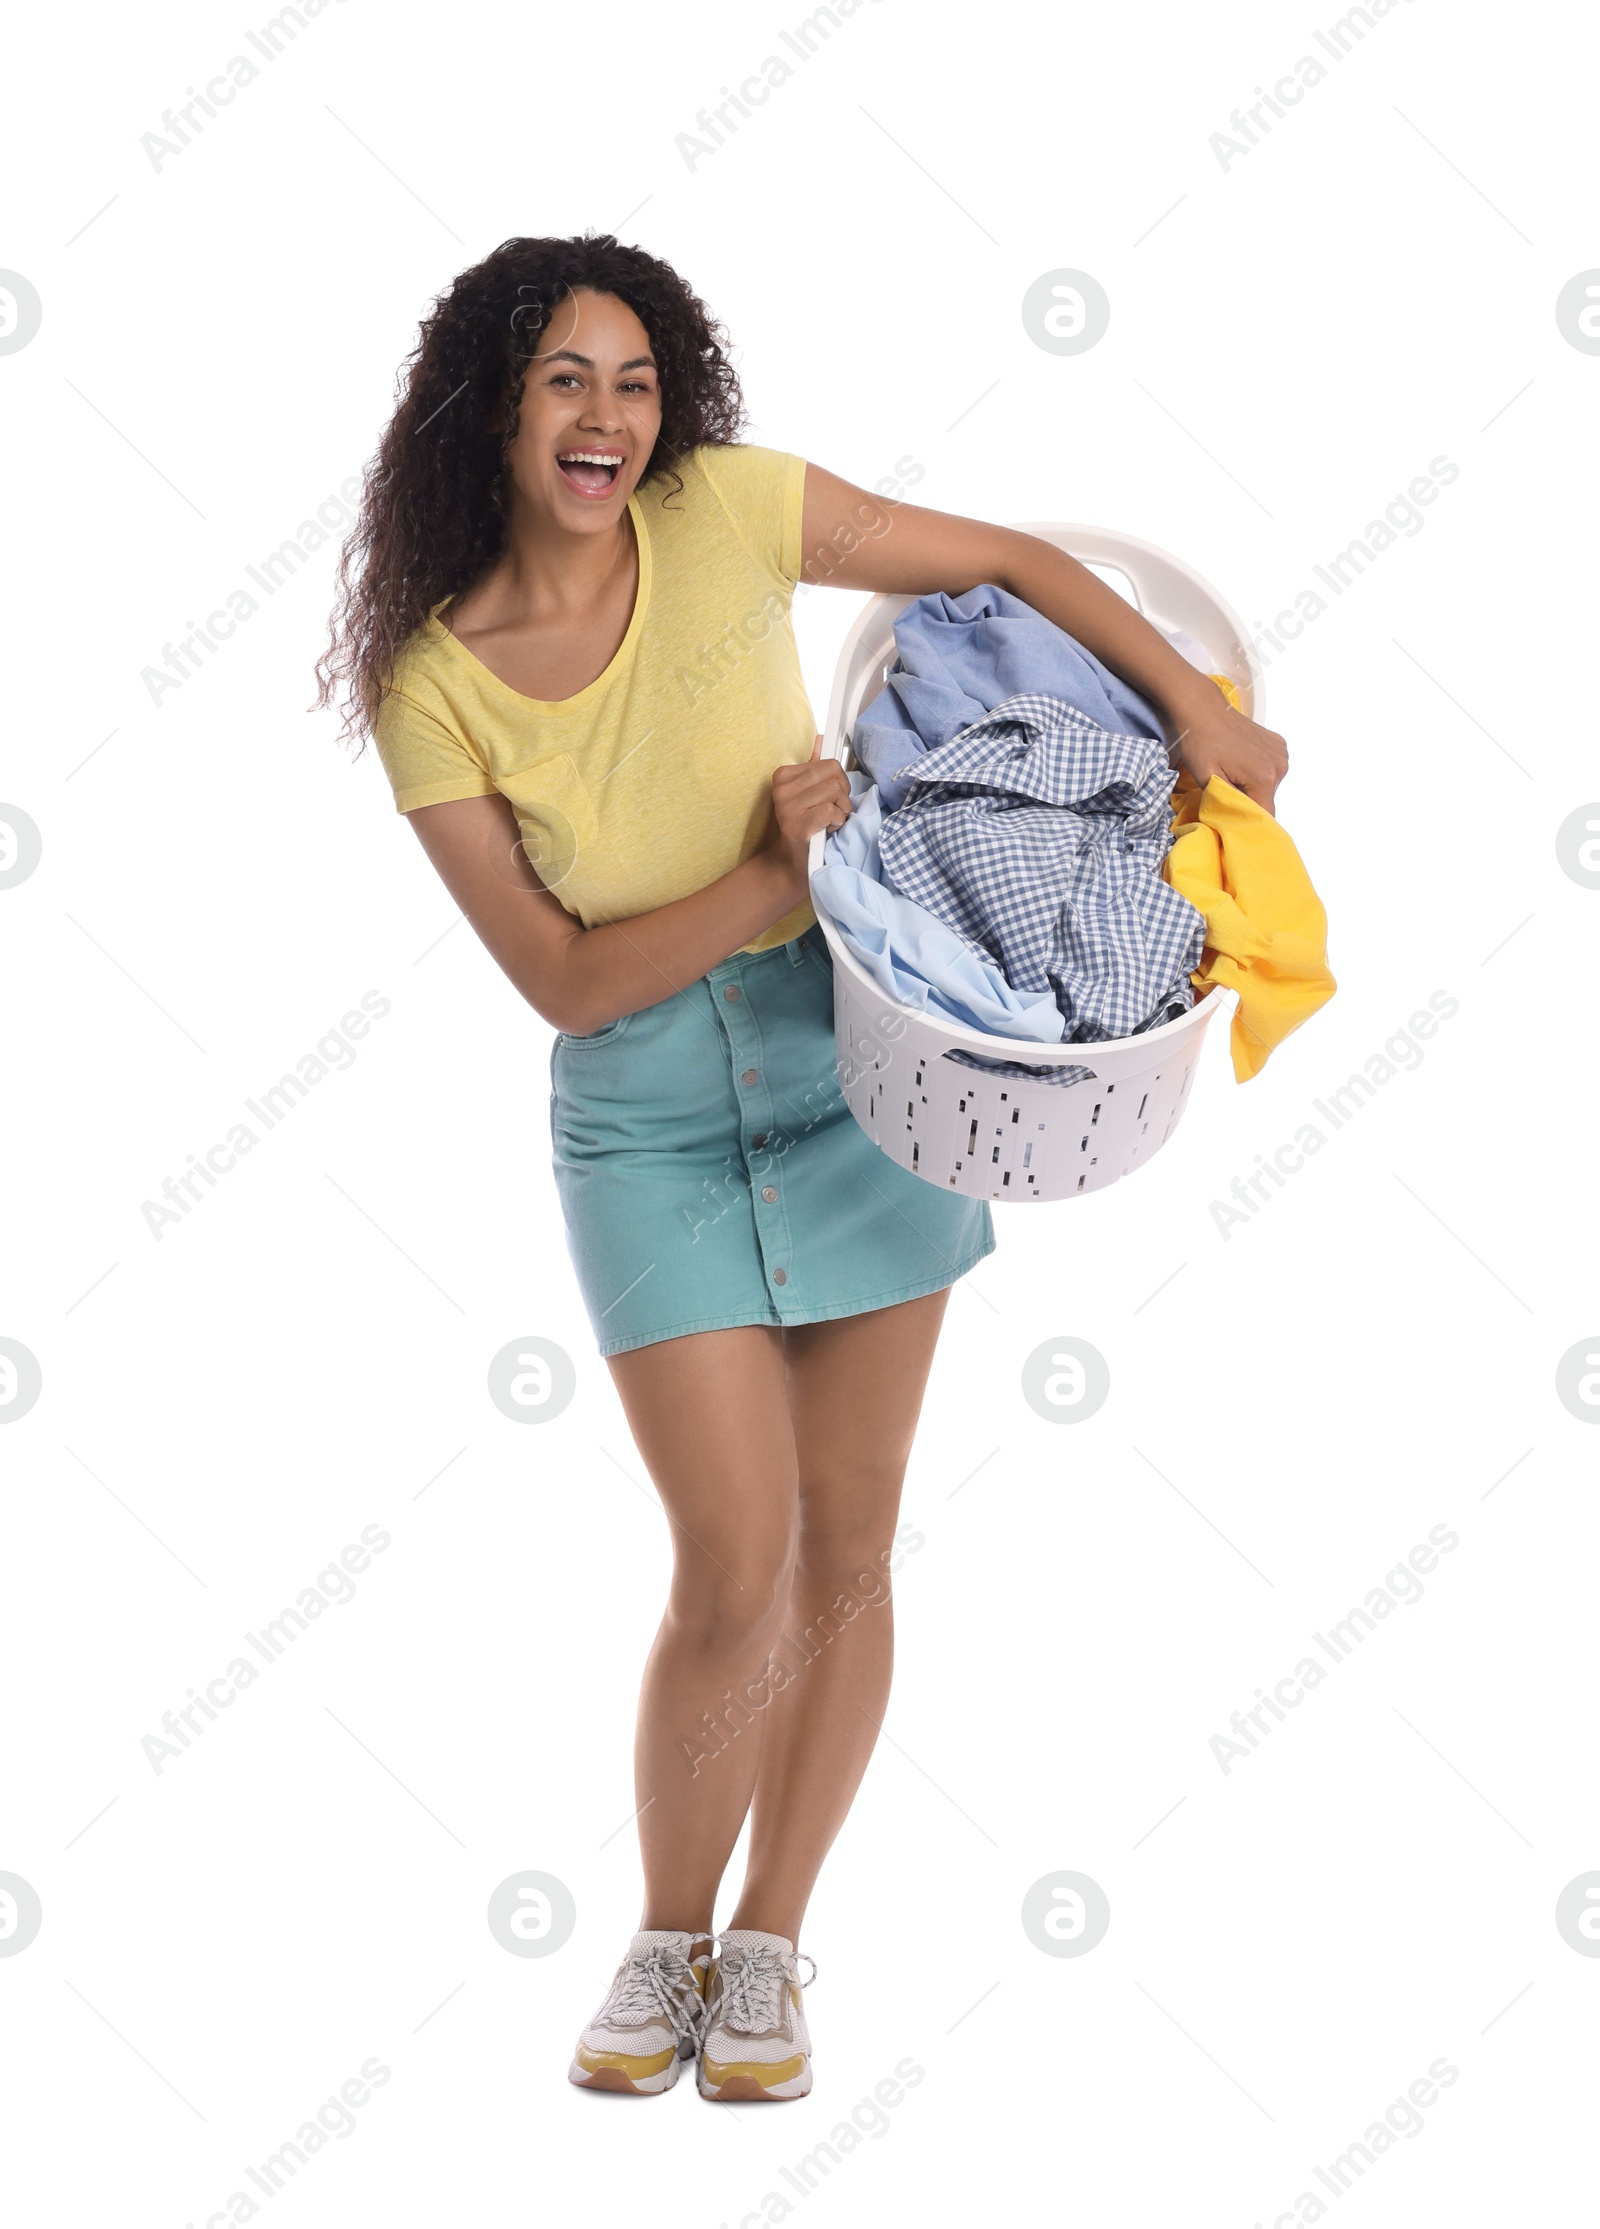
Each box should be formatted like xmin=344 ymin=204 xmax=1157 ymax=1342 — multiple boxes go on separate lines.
xmin=500 ymin=752 xmax=599 ymax=897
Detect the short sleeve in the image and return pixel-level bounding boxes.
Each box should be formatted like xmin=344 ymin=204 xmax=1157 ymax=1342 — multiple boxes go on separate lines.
xmin=372 ymin=687 xmax=497 ymax=814
xmin=691 ymin=444 xmax=806 ymax=586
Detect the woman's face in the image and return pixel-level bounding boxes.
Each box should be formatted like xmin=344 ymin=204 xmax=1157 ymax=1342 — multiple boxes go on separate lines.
xmin=508 ymin=287 xmax=664 ymax=535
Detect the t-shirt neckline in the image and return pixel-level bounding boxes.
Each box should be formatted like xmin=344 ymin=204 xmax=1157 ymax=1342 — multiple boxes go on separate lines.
xmin=428 ymin=493 xmax=652 ymax=713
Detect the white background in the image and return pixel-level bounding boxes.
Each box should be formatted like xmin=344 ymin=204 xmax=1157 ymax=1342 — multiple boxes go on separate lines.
xmin=3 ymin=0 xmax=1598 ymax=2223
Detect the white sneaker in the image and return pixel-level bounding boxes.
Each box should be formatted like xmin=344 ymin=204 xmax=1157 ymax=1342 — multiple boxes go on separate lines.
xmin=568 ymin=1929 xmax=710 ymax=2094
xmin=698 ymin=1929 xmax=816 ymax=2101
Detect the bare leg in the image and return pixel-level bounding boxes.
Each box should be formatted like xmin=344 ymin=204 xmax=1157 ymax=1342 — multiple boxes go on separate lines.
xmin=605 ymin=1326 xmax=800 ymax=1936
xmin=726 ymin=1289 xmax=951 ymax=1946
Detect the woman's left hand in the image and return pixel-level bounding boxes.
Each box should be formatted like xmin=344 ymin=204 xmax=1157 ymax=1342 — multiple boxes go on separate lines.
xmin=1172 ymin=696 xmax=1288 ymax=815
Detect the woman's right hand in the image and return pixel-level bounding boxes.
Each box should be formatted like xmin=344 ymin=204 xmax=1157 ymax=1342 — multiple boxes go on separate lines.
xmin=762 ymin=736 xmax=852 ymax=896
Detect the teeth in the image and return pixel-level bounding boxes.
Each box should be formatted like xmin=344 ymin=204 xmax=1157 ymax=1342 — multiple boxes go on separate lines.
xmin=558 ymin=451 xmax=623 ymax=466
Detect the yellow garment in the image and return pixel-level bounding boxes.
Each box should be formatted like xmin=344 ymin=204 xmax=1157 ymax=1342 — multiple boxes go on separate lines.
xmin=373 ymin=444 xmax=817 ymax=952
xmin=1165 ymin=752 xmax=1336 ymax=1081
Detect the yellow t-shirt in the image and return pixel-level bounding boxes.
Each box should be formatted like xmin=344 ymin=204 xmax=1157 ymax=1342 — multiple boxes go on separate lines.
xmin=373 ymin=443 xmax=818 ymax=952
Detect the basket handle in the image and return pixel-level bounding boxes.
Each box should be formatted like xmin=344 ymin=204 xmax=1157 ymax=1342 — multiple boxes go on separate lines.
xmin=942 ymin=1050 xmax=1098 ymax=1082
xmin=819 ymin=525 xmax=1263 ymax=762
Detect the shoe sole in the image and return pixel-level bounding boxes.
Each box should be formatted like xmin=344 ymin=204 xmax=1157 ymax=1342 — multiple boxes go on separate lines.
xmin=568 ymin=2056 xmax=681 ymax=2095
xmin=698 ymin=2068 xmax=811 ymax=2102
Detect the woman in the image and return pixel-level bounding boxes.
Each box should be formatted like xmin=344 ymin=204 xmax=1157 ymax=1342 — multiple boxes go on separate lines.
xmin=319 ymin=233 xmax=1285 ymax=2103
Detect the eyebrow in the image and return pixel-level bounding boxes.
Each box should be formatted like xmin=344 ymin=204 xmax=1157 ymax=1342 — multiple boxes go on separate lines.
xmin=537 ymin=348 xmax=657 ymax=372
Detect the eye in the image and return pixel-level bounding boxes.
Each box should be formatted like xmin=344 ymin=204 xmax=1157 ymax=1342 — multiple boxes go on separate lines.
xmin=549 ymin=372 xmax=581 ymax=388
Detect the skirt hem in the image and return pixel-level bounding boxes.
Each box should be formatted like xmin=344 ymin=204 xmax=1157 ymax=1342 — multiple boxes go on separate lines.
xmin=595 ymin=1234 xmax=997 ymax=1358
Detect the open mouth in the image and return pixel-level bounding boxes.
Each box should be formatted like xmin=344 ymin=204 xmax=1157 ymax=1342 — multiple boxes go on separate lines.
xmin=557 ymin=450 xmax=624 ymax=497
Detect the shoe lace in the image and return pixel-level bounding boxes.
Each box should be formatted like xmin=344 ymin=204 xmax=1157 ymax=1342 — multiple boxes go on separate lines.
xmin=610 ymin=1948 xmax=705 ymax=2048
xmin=717 ymin=1946 xmax=817 ymax=2034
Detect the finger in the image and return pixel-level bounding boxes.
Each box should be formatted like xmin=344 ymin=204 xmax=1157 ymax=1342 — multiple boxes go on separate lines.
xmin=810 ymin=733 xmax=824 ymax=762
xmin=778 ymin=751 xmax=834 ymax=794
xmin=793 ymin=766 xmax=848 ymax=803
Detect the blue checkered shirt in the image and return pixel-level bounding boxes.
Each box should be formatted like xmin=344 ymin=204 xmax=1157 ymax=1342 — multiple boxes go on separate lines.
xmin=875 ymin=693 xmax=1206 ymax=1045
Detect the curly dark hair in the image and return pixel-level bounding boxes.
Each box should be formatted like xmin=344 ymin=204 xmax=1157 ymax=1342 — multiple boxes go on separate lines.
xmin=315 ymin=233 xmax=747 ymax=742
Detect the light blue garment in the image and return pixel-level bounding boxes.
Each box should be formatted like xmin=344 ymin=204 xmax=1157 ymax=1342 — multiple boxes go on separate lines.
xmin=853 ymin=584 xmax=1169 ymax=812
xmin=813 ymin=776 xmax=1067 ymax=1042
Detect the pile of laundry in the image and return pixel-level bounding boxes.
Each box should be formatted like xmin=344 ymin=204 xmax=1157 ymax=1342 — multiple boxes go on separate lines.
xmin=812 ymin=585 xmax=1335 ymax=1085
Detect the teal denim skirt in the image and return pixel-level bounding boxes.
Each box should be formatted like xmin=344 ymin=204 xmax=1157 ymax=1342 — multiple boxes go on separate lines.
xmin=549 ymin=922 xmax=995 ymax=1356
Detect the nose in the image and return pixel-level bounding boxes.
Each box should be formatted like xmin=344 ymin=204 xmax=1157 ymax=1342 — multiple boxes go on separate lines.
xmin=578 ymin=386 xmax=626 ymax=437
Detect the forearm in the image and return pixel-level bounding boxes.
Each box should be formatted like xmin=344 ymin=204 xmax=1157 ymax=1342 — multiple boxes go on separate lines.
xmin=800 ymin=468 xmax=1222 ymax=740
xmin=991 ymin=537 xmax=1221 ymax=738
xmin=799 ymin=464 xmax=1287 ymax=810
xmin=536 ymin=852 xmax=802 ymax=1033
xmin=411 ymin=764 xmax=842 ymax=1039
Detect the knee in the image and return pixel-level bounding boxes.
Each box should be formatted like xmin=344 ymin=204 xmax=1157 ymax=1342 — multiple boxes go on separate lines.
xmin=795 ymin=1506 xmax=898 ymax=1612
xmin=667 ymin=1545 xmax=794 ymax=1657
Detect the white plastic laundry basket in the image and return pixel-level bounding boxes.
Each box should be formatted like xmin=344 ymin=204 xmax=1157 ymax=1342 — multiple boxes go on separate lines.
xmin=807 ymin=524 xmax=1262 ymax=1204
